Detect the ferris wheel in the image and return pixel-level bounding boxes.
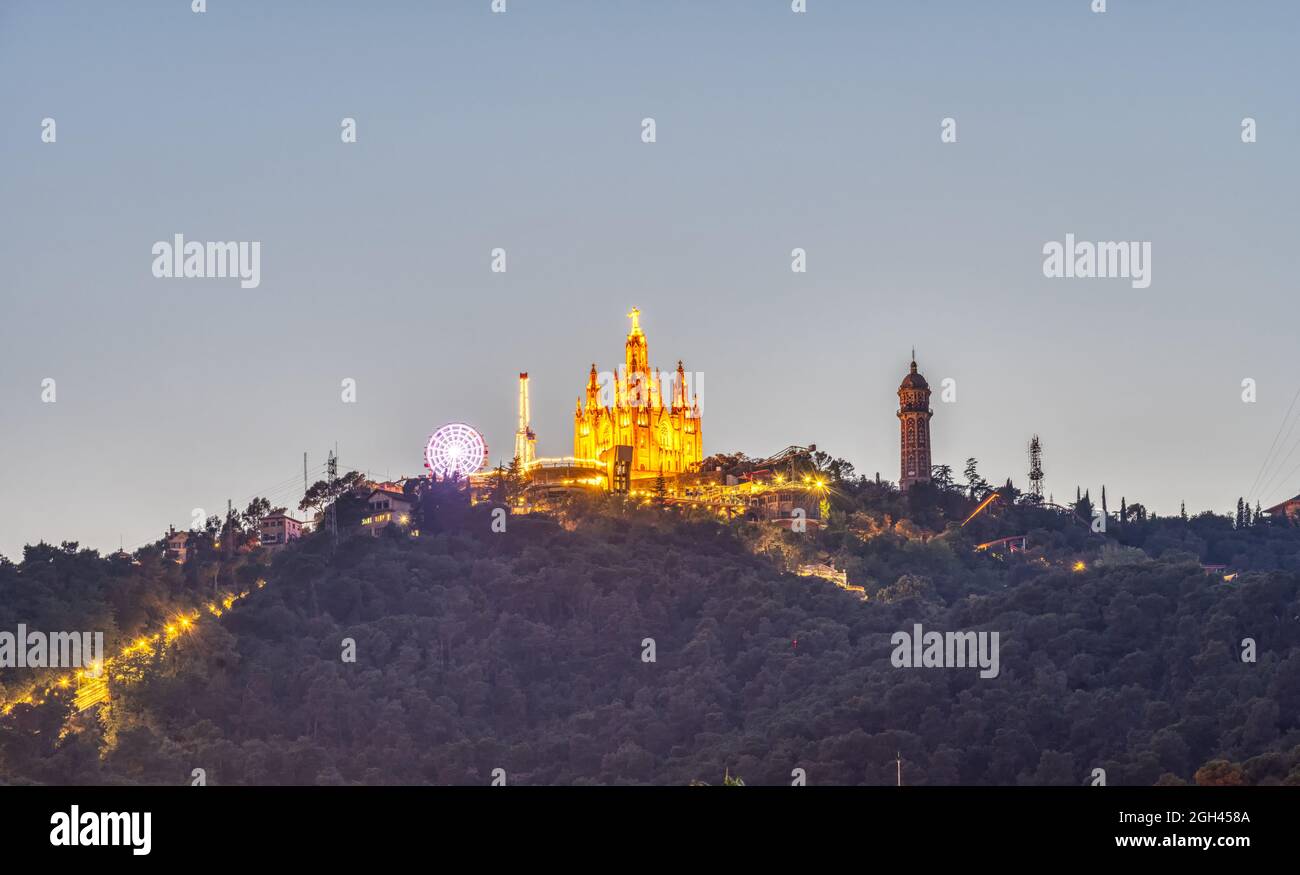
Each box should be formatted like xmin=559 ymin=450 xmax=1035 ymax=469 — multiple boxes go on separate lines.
xmin=424 ymin=422 xmax=487 ymax=479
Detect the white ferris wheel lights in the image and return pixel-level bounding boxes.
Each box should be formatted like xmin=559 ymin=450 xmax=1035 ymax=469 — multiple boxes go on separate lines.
xmin=424 ymin=423 xmax=487 ymax=480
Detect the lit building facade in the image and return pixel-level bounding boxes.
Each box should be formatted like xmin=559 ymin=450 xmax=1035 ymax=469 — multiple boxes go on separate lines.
xmin=360 ymin=487 xmax=414 ymax=536
xmin=897 ymin=355 xmax=932 ymax=491
xmin=1264 ymin=493 xmax=1300 ymax=523
xmin=259 ymin=511 xmax=302 ymax=548
xmin=574 ymin=308 xmax=703 ymax=479
xmin=165 ymin=527 xmax=191 ymax=564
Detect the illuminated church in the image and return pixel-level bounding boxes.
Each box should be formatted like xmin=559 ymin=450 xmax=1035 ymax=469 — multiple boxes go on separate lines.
xmin=574 ymin=308 xmax=703 ymax=479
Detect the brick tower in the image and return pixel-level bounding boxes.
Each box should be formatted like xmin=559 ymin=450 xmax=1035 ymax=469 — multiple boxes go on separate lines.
xmin=897 ymin=353 xmax=932 ymax=491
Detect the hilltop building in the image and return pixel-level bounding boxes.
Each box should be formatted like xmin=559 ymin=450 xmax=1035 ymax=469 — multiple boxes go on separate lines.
xmin=573 ymin=308 xmax=703 ymax=483
xmin=360 ymin=486 xmax=415 ymax=536
xmin=259 ymin=511 xmax=303 ymax=548
xmin=897 ymin=354 xmax=933 ymax=491
xmin=1264 ymin=493 xmax=1300 ymax=524
xmin=165 ymin=527 xmax=191 ymax=563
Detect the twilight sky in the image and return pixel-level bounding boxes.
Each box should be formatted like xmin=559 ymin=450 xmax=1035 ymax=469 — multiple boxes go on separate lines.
xmin=2 ymin=0 xmax=1298 ymax=559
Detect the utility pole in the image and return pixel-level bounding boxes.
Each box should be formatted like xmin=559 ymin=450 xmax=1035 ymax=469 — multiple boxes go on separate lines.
xmin=226 ymin=498 xmax=233 ymax=561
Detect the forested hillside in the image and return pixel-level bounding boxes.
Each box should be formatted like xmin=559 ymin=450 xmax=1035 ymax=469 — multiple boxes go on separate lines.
xmin=3 ymin=474 xmax=1300 ymax=785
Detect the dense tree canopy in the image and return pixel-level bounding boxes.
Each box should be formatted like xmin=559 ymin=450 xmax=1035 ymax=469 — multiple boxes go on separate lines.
xmin=2 ymin=475 xmax=1299 ymax=785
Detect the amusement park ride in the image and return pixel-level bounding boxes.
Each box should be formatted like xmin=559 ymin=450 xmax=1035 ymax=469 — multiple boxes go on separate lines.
xmin=423 ymin=422 xmax=489 ymax=480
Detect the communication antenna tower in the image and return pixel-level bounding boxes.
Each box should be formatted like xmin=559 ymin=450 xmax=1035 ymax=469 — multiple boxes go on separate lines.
xmin=1029 ymin=435 xmax=1045 ymax=499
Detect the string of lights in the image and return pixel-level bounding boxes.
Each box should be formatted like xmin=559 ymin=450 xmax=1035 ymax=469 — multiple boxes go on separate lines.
xmin=0 ymin=579 xmax=267 ymax=723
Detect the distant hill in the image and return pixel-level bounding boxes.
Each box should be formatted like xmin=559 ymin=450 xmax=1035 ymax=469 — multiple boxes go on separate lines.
xmin=3 ymin=484 xmax=1300 ymax=785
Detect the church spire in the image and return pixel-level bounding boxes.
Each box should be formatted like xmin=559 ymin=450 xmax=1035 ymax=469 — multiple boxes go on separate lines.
xmin=585 ymin=363 xmax=601 ymax=408
xmin=625 ymin=306 xmax=648 ymax=392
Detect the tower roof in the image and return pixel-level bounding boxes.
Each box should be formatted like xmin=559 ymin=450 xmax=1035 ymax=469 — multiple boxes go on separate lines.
xmin=899 ymin=357 xmax=928 ymax=390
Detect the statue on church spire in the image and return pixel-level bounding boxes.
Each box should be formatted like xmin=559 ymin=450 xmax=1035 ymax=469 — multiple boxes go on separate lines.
xmin=624 ymin=306 xmax=649 ymax=390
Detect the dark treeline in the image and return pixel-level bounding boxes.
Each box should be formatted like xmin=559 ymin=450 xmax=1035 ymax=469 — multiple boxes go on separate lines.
xmin=2 ymin=465 xmax=1299 ymax=785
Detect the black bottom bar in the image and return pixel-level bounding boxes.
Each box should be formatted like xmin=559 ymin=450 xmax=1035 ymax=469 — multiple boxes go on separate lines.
xmin=1 ymin=786 xmax=1279 ymax=861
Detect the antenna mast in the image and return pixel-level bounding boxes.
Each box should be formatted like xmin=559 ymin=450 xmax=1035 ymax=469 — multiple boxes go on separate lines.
xmin=1029 ymin=435 xmax=1044 ymax=499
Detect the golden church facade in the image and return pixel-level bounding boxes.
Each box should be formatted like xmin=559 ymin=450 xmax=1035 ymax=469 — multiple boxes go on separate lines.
xmin=574 ymin=309 xmax=703 ymax=478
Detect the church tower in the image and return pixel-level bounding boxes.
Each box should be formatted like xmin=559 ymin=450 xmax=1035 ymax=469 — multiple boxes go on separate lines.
xmin=574 ymin=308 xmax=703 ymax=481
xmin=897 ymin=353 xmax=932 ymax=491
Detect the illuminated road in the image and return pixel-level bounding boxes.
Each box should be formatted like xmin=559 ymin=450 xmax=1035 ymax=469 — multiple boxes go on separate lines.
xmin=0 ymin=579 xmax=266 ymax=724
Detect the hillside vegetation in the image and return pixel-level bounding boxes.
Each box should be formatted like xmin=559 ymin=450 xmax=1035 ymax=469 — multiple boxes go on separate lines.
xmin=2 ymin=470 xmax=1299 ymax=785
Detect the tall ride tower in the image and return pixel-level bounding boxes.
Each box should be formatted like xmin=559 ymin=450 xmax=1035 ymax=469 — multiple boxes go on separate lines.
xmin=897 ymin=353 xmax=933 ymax=492
xmin=515 ymin=372 xmax=536 ymax=467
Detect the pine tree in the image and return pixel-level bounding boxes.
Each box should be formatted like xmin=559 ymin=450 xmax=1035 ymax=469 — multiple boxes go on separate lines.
xmin=1180 ymin=500 xmax=1187 ymax=520
xmin=1075 ymin=489 xmax=1094 ymax=522
xmin=964 ymin=458 xmax=988 ymax=499
xmin=490 ymin=462 xmax=508 ymax=504
xmin=506 ymin=456 xmax=524 ymax=505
